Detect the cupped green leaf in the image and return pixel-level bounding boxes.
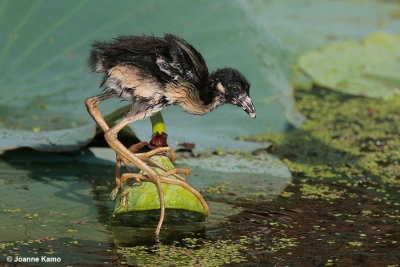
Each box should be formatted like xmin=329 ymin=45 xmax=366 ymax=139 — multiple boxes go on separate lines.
xmin=113 ymin=156 xmax=207 ymax=217
xmin=298 ymin=32 xmax=400 ymax=98
xmin=113 ymin=182 xmax=208 ymax=217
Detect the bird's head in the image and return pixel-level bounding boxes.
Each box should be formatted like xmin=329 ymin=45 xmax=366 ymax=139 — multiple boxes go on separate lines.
xmin=210 ymin=68 xmax=256 ymax=118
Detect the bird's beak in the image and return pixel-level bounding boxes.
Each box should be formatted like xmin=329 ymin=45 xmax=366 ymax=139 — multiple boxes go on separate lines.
xmin=238 ymin=95 xmax=256 ymax=119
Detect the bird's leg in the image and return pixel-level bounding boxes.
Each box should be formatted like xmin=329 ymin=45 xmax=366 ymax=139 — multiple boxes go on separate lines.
xmin=155 ymin=168 xmax=190 ymax=182
xmin=159 ymin=176 xmax=210 ymax=217
xmin=136 ymin=147 xmax=176 ymax=161
xmin=85 ymin=95 xmax=182 ymax=234
xmin=118 ymin=143 xmax=190 ymax=182
xmin=85 ymin=92 xmax=114 ymax=132
xmin=86 ymin=93 xmax=131 ymax=190
xmin=86 ymin=93 xmax=129 ymax=187
xmin=85 ymin=93 xmax=151 ymax=185
xmin=119 ymin=169 xmax=208 ymax=219
xmin=117 ymin=112 xmax=191 ymax=181
xmin=115 ymin=156 xmax=123 ymax=187
xmin=116 ymin=142 xmax=149 ymax=186
xmin=86 ymin=98 xmax=208 ymax=234
xmin=154 ymin=178 xmax=165 ymax=235
xmin=117 ymin=143 xmax=190 ymax=184
xmin=118 ymin=166 xmax=209 ymax=218
xmin=143 ymin=158 xmax=188 ymax=182
xmin=120 ymin=172 xmax=148 ymax=184
xmin=104 ymin=117 xmax=166 ymax=235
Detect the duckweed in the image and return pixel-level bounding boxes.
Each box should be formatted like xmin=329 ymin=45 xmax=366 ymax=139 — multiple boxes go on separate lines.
xmin=117 ymin=238 xmax=247 ymax=266
xmin=234 ymin=86 xmax=400 ymax=265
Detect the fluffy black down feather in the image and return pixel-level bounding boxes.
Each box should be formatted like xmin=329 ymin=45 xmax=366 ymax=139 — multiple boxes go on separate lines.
xmin=89 ymin=34 xmax=209 ymax=96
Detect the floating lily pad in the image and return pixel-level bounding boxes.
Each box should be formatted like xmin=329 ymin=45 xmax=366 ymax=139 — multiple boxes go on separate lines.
xmin=298 ymin=32 xmax=400 ymax=98
xmin=82 ymin=147 xmax=292 ymax=206
xmin=179 ymin=153 xmax=291 ymax=201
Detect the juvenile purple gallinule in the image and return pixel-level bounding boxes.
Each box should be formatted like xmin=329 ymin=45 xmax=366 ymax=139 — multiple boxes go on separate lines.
xmin=85 ymin=34 xmax=256 ymax=234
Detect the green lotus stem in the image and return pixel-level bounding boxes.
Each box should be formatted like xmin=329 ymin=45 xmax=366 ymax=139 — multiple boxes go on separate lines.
xmin=150 ymin=112 xmax=166 ymax=135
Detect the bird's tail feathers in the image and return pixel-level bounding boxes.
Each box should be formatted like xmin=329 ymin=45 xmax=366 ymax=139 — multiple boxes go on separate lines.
xmin=88 ymin=44 xmax=106 ymax=73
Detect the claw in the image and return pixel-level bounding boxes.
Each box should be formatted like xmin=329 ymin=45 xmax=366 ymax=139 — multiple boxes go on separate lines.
xmin=159 ymin=176 xmax=210 ymax=217
xmin=135 ymin=146 xmax=177 ymax=162
xmin=158 ymin=168 xmax=190 ymax=181
xmin=182 ymin=169 xmax=190 ymax=177
xmin=144 ymin=158 xmax=189 ymax=181
xmin=121 ymin=173 xmax=146 ymax=184
xmin=110 ymin=186 xmax=120 ymax=201
xmin=167 ymin=148 xmax=176 ymax=162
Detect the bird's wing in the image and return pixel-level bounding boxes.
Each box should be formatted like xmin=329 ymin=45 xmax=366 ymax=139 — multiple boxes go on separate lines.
xmin=155 ymin=35 xmax=209 ymax=90
xmin=90 ymin=35 xmax=169 ymax=73
xmin=89 ymin=34 xmax=209 ymax=97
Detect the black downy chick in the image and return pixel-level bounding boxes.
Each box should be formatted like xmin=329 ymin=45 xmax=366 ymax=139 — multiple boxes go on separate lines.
xmin=89 ymin=34 xmax=256 ymax=121
xmin=85 ymin=34 xmax=256 ymax=235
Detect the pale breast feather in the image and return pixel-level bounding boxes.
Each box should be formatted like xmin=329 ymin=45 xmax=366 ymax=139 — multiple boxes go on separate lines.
xmin=107 ymin=64 xmax=160 ymax=100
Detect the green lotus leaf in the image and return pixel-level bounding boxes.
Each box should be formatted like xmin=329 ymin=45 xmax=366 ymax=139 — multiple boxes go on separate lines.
xmin=298 ymin=32 xmax=400 ymax=98
xmin=113 ymin=156 xmax=207 ymax=217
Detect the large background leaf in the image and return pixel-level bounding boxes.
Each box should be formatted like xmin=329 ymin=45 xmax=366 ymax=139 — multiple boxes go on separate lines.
xmin=0 ymin=0 xmax=302 ymax=152
xmin=240 ymin=0 xmax=400 ymax=92
xmin=2 ymin=0 xmax=399 ymax=152
xmin=298 ymin=32 xmax=400 ymax=98
xmin=242 ymin=0 xmax=400 ymax=54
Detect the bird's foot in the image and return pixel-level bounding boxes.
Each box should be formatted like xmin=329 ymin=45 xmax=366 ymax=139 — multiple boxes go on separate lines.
xmin=136 ymin=146 xmax=177 ymax=162
xmin=115 ymin=141 xmax=150 ymax=187
xmin=147 ymin=158 xmax=190 ymax=182
xmin=156 ymin=175 xmax=210 ymax=219
xmin=114 ymin=172 xmax=147 ymax=209
xmin=115 ymin=170 xmax=210 ymax=235
xmin=112 ymin=168 xmax=145 ymax=201
xmin=116 ymin=141 xmax=190 ymax=184
xmin=143 ymin=132 xmax=191 ymax=182
xmin=111 ymin=131 xmax=207 ymax=235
